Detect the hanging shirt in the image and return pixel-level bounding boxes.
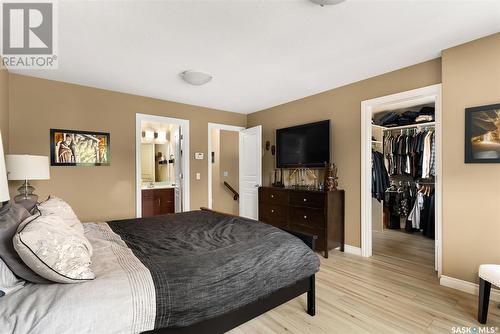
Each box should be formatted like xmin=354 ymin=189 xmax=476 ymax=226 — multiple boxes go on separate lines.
xmin=429 ymin=132 xmax=436 ymax=176
xmin=421 ymin=131 xmax=434 ymax=178
xmin=408 ymin=192 xmax=424 ymax=229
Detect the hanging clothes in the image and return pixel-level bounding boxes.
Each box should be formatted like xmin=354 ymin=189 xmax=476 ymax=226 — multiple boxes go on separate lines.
xmin=383 ymin=183 xmax=416 ymax=229
xmin=372 ymin=150 xmax=390 ymax=202
xmin=384 ymin=128 xmax=435 ymax=179
xmin=406 ymin=185 xmax=435 ymax=239
xmin=408 ymin=192 xmax=424 ymax=229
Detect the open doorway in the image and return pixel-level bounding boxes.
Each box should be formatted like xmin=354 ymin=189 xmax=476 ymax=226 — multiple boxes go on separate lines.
xmin=361 ymin=84 xmax=443 ymax=277
xmin=135 ymin=113 xmax=190 ymax=217
xmin=208 ymin=123 xmax=262 ymax=219
xmin=208 ymin=123 xmax=245 ymax=216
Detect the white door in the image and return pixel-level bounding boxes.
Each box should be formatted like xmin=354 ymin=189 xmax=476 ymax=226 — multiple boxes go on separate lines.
xmin=174 ymin=127 xmax=182 ymax=213
xmin=239 ymin=125 xmax=262 ymax=219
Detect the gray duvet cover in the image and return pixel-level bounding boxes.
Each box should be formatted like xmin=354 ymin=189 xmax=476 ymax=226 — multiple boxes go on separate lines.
xmin=108 ymin=210 xmax=320 ymax=329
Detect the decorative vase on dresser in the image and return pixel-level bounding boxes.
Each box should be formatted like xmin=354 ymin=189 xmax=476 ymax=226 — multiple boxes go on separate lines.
xmin=258 ymin=186 xmax=345 ymax=258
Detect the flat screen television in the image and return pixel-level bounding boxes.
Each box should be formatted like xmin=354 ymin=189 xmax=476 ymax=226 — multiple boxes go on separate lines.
xmin=276 ymin=120 xmax=330 ymax=168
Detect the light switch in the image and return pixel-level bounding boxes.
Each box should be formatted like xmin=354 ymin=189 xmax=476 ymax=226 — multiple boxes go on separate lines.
xmin=196 ymin=173 xmax=201 ymax=180
xmin=223 ymin=171 xmax=229 ymax=177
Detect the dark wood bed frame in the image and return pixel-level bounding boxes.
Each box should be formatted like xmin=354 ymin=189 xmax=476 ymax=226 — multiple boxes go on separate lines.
xmin=146 ymin=208 xmax=318 ymax=334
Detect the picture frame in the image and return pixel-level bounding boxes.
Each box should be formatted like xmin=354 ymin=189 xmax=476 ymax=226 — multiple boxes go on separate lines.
xmin=50 ymin=129 xmax=111 ymax=166
xmin=465 ymin=103 xmax=500 ymax=163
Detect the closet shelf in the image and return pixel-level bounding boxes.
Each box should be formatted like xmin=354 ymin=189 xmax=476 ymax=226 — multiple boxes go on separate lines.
xmin=381 ymin=121 xmax=435 ymax=131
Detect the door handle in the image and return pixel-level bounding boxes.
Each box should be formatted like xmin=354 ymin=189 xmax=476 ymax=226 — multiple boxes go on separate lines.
xmin=254 ymin=184 xmax=260 ymax=187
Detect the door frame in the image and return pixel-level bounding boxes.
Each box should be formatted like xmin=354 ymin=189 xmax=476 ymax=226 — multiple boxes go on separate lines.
xmin=360 ymin=84 xmax=443 ymax=277
xmin=136 ymin=113 xmax=190 ymax=217
xmin=207 ymin=122 xmax=245 ymax=209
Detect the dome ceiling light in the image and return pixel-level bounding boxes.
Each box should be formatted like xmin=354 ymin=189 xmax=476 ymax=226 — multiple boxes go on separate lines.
xmin=310 ymin=0 xmax=346 ymax=6
xmin=180 ymin=70 xmax=213 ymax=86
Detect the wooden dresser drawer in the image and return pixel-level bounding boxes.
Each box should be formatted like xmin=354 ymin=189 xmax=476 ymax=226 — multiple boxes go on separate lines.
xmin=289 ymin=206 xmax=325 ymax=229
xmin=259 ymin=203 xmax=287 ymax=228
xmin=260 ymin=203 xmax=287 ymax=219
xmin=290 ymin=192 xmax=325 ymax=208
xmin=259 ymin=187 xmax=289 ymax=205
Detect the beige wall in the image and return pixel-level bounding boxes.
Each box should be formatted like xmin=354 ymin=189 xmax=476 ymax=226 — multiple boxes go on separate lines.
xmin=8 ymin=74 xmax=246 ymax=221
xmin=247 ymin=59 xmax=442 ymax=247
xmin=441 ymin=33 xmax=500 ymax=283
xmin=0 ymin=66 xmax=8 ymax=151
xmin=211 ymin=129 xmax=239 ymax=215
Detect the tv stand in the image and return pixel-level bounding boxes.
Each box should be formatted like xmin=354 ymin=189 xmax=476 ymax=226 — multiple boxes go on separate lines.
xmin=258 ymin=186 xmax=345 ymax=258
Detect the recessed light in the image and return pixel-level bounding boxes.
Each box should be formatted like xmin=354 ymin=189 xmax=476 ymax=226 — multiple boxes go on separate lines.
xmin=310 ymin=0 xmax=346 ymax=6
xmin=180 ymin=70 xmax=213 ymax=86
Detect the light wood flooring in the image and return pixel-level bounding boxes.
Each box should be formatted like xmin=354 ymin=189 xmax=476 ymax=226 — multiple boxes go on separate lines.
xmin=229 ymin=229 xmax=500 ymax=334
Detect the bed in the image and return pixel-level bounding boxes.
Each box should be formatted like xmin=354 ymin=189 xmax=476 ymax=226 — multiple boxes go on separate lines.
xmin=1 ymin=209 xmax=319 ymax=334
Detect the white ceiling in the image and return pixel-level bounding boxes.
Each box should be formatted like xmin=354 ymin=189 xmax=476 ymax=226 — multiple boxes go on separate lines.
xmin=10 ymin=0 xmax=500 ymax=114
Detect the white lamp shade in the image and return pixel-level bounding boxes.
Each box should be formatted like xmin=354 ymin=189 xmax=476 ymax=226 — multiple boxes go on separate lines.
xmin=6 ymin=155 xmax=50 ymax=181
xmin=0 ymin=135 xmax=10 ymax=202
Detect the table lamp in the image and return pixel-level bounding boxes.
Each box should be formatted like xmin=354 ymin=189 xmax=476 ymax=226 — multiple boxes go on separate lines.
xmin=6 ymin=155 xmax=50 ymax=210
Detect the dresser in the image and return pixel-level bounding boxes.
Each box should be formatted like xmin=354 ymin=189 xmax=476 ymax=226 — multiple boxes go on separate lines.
xmin=258 ymin=187 xmax=345 ymax=258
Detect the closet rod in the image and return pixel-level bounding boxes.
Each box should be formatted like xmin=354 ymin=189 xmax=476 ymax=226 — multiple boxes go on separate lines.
xmin=381 ymin=121 xmax=435 ymax=131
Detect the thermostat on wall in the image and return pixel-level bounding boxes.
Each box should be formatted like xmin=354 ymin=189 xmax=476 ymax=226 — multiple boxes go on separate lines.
xmin=194 ymin=152 xmax=204 ymax=160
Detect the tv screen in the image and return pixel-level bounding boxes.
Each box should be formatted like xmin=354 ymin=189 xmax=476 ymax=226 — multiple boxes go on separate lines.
xmin=276 ymin=120 xmax=330 ymax=168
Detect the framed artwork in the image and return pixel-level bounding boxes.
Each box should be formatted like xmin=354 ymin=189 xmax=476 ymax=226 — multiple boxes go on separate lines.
xmin=50 ymin=129 xmax=110 ymax=166
xmin=465 ymin=103 xmax=500 ymax=163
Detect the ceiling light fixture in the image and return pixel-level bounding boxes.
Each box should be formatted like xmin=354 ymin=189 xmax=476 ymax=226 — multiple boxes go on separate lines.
xmin=155 ymin=131 xmax=167 ymax=143
xmin=180 ymin=70 xmax=213 ymax=86
xmin=310 ymin=0 xmax=346 ymax=6
xmin=143 ymin=130 xmax=154 ymax=141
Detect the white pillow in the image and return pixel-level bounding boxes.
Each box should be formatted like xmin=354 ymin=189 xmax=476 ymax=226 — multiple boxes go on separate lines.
xmin=0 ymin=257 xmax=25 ymax=297
xmin=13 ymin=214 xmax=95 ymax=284
xmin=37 ymin=196 xmax=84 ymax=235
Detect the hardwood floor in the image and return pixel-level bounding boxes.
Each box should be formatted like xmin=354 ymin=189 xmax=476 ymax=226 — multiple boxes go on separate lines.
xmin=229 ymin=229 xmax=500 ymax=334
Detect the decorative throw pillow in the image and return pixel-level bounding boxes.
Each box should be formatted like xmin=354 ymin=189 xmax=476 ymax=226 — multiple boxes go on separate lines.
xmin=0 ymin=257 xmax=25 ymax=297
xmin=36 ymin=196 xmax=84 ymax=235
xmin=13 ymin=214 xmax=95 ymax=284
xmin=0 ymin=203 xmax=50 ymax=284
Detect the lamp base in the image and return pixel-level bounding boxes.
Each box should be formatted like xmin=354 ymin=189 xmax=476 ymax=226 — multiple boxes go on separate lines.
xmin=14 ymin=180 xmax=38 ymax=211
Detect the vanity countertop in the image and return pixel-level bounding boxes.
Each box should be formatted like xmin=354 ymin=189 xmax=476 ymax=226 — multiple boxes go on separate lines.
xmin=141 ymin=183 xmax=177 ymax=190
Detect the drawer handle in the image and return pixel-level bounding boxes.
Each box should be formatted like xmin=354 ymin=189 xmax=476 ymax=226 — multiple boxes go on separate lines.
xmin=271 ymin=209 xmax=274 ymax=213
xmin=271 ymin=195 xmax=274 ymax=198
xmin=303 ymin=198 xmax=307 ymax=202
xmin=304 ymin=215 xmax=307 ymax=219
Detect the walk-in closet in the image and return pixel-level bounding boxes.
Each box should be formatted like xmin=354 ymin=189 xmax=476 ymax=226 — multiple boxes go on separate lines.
xmin=371 ymin=102 xmax=437 ymax=271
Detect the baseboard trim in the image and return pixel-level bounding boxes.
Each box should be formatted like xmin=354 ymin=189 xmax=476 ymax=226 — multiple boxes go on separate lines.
xmin=440 ymin=275 xmax=500 ymax=302
xmin=344 ymin=245 xmax=362 ymax=256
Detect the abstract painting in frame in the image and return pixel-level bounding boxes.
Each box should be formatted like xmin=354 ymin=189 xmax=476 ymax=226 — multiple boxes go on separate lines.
xmin=465 ymin=103 xmax=500 ymax=163
xmin=50 ymin=129 xmax=110 ymax=166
